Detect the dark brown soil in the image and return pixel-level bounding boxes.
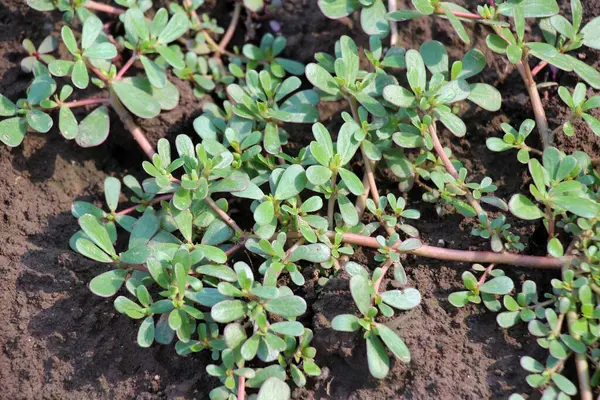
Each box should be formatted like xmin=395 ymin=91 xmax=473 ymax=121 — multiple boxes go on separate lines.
xmin=1 ymin=0 xmax=600 ymax=399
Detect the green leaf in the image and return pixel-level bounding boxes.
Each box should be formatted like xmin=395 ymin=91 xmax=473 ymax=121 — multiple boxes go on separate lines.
xmin=257 ymin=377 xmax=290 ymax=400
xmin=306 ymin=165 xmax=332 ymax=185
xmin=353 ymin=91 xmax=386 ymax=117
xmin=81 ymin=15 xmax=102 ymax=50
xmin=0 ymin=117 xmax=27 ymax=147
xmin=440 ymin=3 xmax=470 ymax=44
xmin=360 ymin=0 xmax=389 ymax=37
xmin=74 ymin=237 xmax=113 ymax=262
xmin=506 ymin=44 xmax=523 ymax=64
xmin=550 ymin=15 xmax=575 ymax=39
xmin=211 ymin=300 xmax=246 ymax=323
xmin=581 ymin=16 xmax=600 ymax=50
xmin=84 ymin=43 xmax=117 ymax=59
xmin=498 ymin=0 xmax=558 ymax=18
xmin=264 ymin=296 xmax=307 ymax=317
xmin=551 ymin=196 xmax=600 ymax=218
xmin=331 ymin=314 xmax=360 ymax=332
xmin=61 ymin=26 xmax=78 ymax=55
xmin=89 ymin=269 xmax=128 ymax=297
xmin=508 ymin=194 xmax=544 ymax=220
xmin=382 ymin=84 xmax=416 ymax=108
xmin=196 ymin=264 xmax=237 ymax=282
xmin=317 ymin=0 xmax=360 ymax=19
xmin=350 ymin=275 xmax=371 ymax=315
xmin=547 ymin=238 xmax=564 ymax=257
xmin=496 ymin=311 xmax=520 ymax=328
xmin=155 ymin=45 xmax=185 ymax=70
xmin=274 ymin=165 xmax=307 ymax=200
xmin=270 ymin=321 xmax=304 ymax=336
xmin=583 ymin=113 xmax=600 ymax=136
xmin=104 ymin=177 xmax=121 ymax=212
xmin=520 ymin=356 xmax=544 ymax=373
xmin=114 ymin=296 xmax=145 ymax=319
xmin=49 ymin=60 xmax=74 ymax=77
xmin=339 ymin=168 xmax=365 ymax=196
xmin=412 ymin=0 xmax=434 ymax=14
xmin=380 ymin=288 xmax=421 ymax=310
xmin=59 ymin=106 xmax=78 ymax=139
xmin=405 ymin=49 xmax=426 ymax=92
xmin=0 ymin=94 xmax=16 ymax=116
xmin=376 ymin=323 xmax=410 ymax=362
xmin=72 ymin=60 xmax=89 ymax=89
xmin=338 ymin=194 xmax=359 ymax=225
xmin=306 ymin=63 xmax=340 ymax=96
xmin=571 ymin=57 xmax=600 ymax=89
xmin=420 ymin=40 xmax=448 ymax=76
xmin=479 ymin=276 xmax=514 ymax=295
xmin=111 ymin=81 xmax=161 ymax=118
xmin=560 ymin=334 xmax=586 ymax=353
xmin=448 ymin=291 xmax=470 ymax=307
xmin=137 ymin=316 xmax=155 ymax=347
xmin=140 ymin=56 xmax=167 ymax=89
xmin=158 ymin=12 xmax=189 ymax=44
xmin=434 ymin=107 xmax=466 ymax=137
xmin=79 ymin=214 xmax=116 ymax=256
xmin=366 ymin=334 xmax=390 ymax=379
xmin=26 ymin=109 xmax=52 ymax=133
xmin=551 ymin=373 xmax=577 ymax=396
xmin=467 ymin=83 xmax=501 ymax=112
xmin=76 ymin=106 xmax=110 ymax=147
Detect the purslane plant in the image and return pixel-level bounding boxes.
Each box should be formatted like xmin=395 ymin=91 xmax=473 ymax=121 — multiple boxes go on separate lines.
xmin=10 ymin=0 xmax=600 ymax=399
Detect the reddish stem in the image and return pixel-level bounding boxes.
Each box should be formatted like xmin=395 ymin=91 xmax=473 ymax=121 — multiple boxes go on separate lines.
xmin=435 ymin=9 xmax=481 ymax=20
xmin=116 ymin=194 xmax=173 ymax=216
xmin=373 ymin=258 xmax=393 ymax=295
xmin=86 ymin=61 xmax=110 ymax=82
xmin=116 ymin=53 xmax=137 ymax=80
xmin=85 ymin=0 xmax=124 ymax=15
xmin=337 ymin=232 xmax=567 ymax=269
xmin=218 ymin=2 xmax=242 ymax=52
xmin=205 ymin=197 xmax=243 ymax=234
xmin=61 ymin=97 xmax=110 ymax=108
xmin=237 ymin=376 xmax=245 ymax=400
xmin=477 ymin=264 xmax=495 ymax=286
xmin=531 ymin=60 xmax=549 ymax=77
xmin=225 ymin=241 xmax=246 ymax=257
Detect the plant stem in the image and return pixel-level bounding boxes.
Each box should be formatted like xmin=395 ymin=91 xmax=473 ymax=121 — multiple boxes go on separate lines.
xmin=546 ymin=206 xmax=555 ymax=240
xmin=109 ymin=88 xmax=156 ymax=160
xmin=85 ymin=61 xmax=110 ymax=83
xmin=237 ymin=376 xmax=245 ymax=400
xmin=85 ymin=0 xmax=124 ymax=15
xmin=116 ymin=194 xmax=173 ymax=215
xmin=516 ymin=60 xmax=552 ymax=148
xmin=218 ymin=1 xmax=242 ymax=53
xmin=183 ymin=0 xmax=201 ymax=30
xmin=116 ymin=52 xmax=137 ymax=80
xmin=335 ymin=232 xmax=567 ymax=268
xmin=225 ymin=241 xmax=246 ymax=257
xmin=61 ymin=97 xmax=110 ymax=108
xmin=373 ymin=258 xmax=393 ymax=295
xmin=568 ymin=311 xmax=593 ymax=399
xmin=477 ymin=263 xmax=495 ymax=286
xmin=205 ymin=197 xmax=243 ymax=234
xmin=327 ymin=175 xmax=337 ymax=230
xmin=531 ymin=60 xmax=549 ymax=77
xmin=354 ymin=172 xmax=371 ymax=216
xmin=434 ymin=9 xmax=481 ymax=20
xmin=388 ymin=0 xmax=400 ymax=46
xmin=427 ymin=123 xmax=485 ymax=215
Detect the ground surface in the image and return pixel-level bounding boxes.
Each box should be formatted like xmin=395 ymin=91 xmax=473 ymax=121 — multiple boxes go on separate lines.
xmin=1 ymin=0 xmax=600 ymax=399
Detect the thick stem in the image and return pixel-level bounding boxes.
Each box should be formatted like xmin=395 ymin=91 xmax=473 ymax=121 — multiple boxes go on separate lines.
xmin=477 ymin=263 xmax=495 ymax=286
xmin=434 ymin=9 xmax=481 ymax=20
xmin=205 ymin=197 xmax=243 ymax=234
xmin=516 ymin=61 xmax=551 ymax=148
xmin=428 ymin=124 xmax=485 ymax=215
xmin=109 ymin=89 xmax=155 ymax=160
xmin=61 ymin=97 xmax=110 ymax=108
xmin=85 ymin=0 xmax=124 ymax=15
xmin=116 ymin=53 xmax=137 ymax=80
xmin=237 ymin=376 xmax=245 ymax=400
xmin=218 ymin=2 xmax=242 ymax=52
xmin=546 ymin=206 xmax=555 ymax=240
xmin=336 ymin=232 xmax=567 ymax=268
xmin=86 ymin=61 xmax=110 ymax=83
xmin=354 ymin=172 xmax=370 ymax=215
xmin=388 ymin=0 xmax=400 ymax=46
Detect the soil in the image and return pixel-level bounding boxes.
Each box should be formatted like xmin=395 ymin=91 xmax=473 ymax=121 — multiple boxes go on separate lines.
xmin=1 ymin=0 xmax=600 ymax=399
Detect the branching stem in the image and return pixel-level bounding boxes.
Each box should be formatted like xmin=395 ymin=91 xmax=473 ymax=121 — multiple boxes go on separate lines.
xmin=516 ymin=60 xmax=551 ymax=148
xmin=427 ymin=123 xmax=485 ymax=215
xmin=373 ymin=258 xmax=393 ymax=295
xmin=116 ymin=194 xmax=173 ymax=215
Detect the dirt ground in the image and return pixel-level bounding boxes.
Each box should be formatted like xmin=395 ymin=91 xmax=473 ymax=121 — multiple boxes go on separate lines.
xmin=1 ymin=0 xmax=600 ymax=399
